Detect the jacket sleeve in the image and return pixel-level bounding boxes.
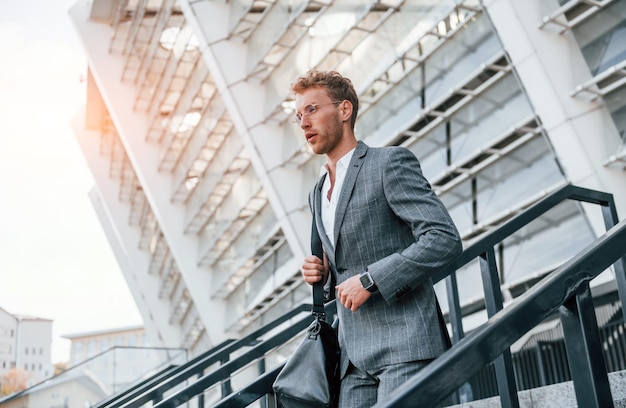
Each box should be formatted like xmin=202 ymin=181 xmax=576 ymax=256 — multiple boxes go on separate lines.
xmin=368 ymin=147 xmax=463 ymax=304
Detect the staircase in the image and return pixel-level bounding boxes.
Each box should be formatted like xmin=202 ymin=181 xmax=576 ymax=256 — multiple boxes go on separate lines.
xmin=450 ymin=370 xmax=626 ymax=408
xmin=92 ymin=185 xmax=626 ymax=408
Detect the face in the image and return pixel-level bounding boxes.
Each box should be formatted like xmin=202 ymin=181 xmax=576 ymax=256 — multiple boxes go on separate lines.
xmin=294 ymin=87 xmax=345 ymax=157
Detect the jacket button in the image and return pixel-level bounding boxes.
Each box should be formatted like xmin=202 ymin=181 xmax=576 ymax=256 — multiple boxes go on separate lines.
xmin=337 ymin=267 xmax=347 ymax=274
xmin=396 ymin=285 xmax=410 ymax=297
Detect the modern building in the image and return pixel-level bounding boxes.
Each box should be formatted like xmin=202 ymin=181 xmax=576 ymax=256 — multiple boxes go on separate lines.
xmin=0 ymin=307 xmax=53 ymax=388
xmin=0 ymin=307 xmax=17 ymax=377
xmin=0 ymin=325 xmax=187 ymax=405
xmin=0 ymin=345 xmax=187 ymax=408
xmin=68 ymin=0 xmax=626 ymax=395
xmin=0 ymin=370 xmax=107 ymax=408
xmin=62 ymin=325 xmax=186 ymax=393
xmin=63 ymin=325 xmax=146 ymax=368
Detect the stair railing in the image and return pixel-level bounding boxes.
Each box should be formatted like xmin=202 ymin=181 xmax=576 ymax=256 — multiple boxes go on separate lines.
xmin=94 ymin=302 xmax=323 ymax=407
xmin=209 ymin=184 xmax=626 ymax=408
xmin=431 ymin=184 xmax=626 ymax=408
xmin=93 ymin=340 xmax=232 ymax=408
xmin=376 ymin=216 xmax=626 ymax=408
xmin=150 ymin=301 xmax=336 ymax=408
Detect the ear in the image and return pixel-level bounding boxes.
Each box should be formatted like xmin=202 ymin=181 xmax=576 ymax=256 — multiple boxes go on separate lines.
xmin=338 ymin=100 xmax=353 ymax=123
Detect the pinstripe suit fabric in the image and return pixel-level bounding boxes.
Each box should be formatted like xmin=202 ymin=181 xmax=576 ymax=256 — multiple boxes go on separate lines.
xmin=309 ymin=141 xmax=462 ymax=383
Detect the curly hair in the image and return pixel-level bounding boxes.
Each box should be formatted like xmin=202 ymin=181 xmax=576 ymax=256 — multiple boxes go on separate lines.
xmin=291 ymin=70 xmax=359 ymax=130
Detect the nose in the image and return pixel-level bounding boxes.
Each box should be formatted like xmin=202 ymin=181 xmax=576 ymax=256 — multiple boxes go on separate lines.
xmin=299 ymin=115 xmax=311 ymax=129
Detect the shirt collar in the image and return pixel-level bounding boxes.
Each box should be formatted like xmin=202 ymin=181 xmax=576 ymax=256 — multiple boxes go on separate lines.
xmin=319 ymin=147 xmax=356 ymax=176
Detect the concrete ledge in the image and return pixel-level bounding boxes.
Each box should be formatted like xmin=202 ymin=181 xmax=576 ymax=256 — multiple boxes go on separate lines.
xmin=449 ymin=370 xmax=626 ymax=408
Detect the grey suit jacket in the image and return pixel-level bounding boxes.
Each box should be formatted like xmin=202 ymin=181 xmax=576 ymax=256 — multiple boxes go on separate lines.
xmin=309 ymin=141 xmax=462 ymax=377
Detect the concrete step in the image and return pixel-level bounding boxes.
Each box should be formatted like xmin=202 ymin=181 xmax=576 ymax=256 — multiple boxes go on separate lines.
xmin=448 ymin=370 xmax=626 ymax=408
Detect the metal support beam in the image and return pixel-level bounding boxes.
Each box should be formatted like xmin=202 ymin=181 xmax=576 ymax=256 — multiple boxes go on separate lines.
xmin=559 ymin=283 xmax=614 ymax=408
xmin=599 ymin=196 xmax=626 ymax=325
xmin=480 ymin=249 xmax=520 ymax=408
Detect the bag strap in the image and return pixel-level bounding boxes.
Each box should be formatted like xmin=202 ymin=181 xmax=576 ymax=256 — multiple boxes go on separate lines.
xmin=311 ymin=210 xmax=325 ymax=317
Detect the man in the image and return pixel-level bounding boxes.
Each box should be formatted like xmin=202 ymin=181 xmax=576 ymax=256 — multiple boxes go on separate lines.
xmin=294 ymin=70 xmax=463 ymax=406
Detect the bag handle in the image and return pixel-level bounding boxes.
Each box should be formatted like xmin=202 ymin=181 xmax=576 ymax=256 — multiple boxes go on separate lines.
xmin=311 ymin=211 xmax=325 ymax=317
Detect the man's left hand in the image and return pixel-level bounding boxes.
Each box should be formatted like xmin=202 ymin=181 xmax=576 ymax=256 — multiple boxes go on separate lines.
xmin=336 ymin=276 xmax=371 ymax=312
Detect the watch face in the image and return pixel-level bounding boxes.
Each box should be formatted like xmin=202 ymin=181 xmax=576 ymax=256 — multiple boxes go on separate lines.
xmin=360 ymin=273 xmax=372 ymax=288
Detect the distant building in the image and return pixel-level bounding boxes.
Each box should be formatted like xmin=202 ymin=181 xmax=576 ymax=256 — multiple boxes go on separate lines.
xmin=62 ymin=325 xmax=185 ymax=392
xmin=63 ymin=325 xmax=146 ymax=367
xmin=0 ymin=370 xmax=106 ymax=408
xmin=0 ymin=307 xmax=17 ymax=375
xmin=0 ymin=326 xmax=186 ymax=406
xmin=0 ymin=306 xmax=53 ymax=386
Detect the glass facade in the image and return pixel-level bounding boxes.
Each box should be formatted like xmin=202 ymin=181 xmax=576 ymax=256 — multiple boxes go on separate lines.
xmin=69 ymin=0 xmax=625 ymax=366
xmin=562 ymin=0 xmax=626 ymax=158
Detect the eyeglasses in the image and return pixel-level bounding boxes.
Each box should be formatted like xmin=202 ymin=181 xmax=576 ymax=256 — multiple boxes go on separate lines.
xmin=292 ymin=101 xmax=343 ymax=124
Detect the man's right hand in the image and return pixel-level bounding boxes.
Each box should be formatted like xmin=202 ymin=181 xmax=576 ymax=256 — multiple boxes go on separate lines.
xmin=301 ymin=254 xmax=329 ymax=285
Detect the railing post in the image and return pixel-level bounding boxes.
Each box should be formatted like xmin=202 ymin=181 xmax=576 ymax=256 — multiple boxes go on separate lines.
xmin=600 ymin=202 xmax=626 ymax=325
xmin=479 ymin=248 xmax=519 ymax=408
xmin=445 ymin=272 xmax=464 ymax=343
xmin=258 ymin=358 xmax=267 ymax=408
xmin=534 ymin=343 xmax=547 ymax=387
xmin=197 ymin=388 xmax=204 ymax=407
xmin=153 ymin=390 xmax=163 ymax=404
xmin=559 ymin=282 xmax=614 ymax=408
xmin=265 ymin=390 xmax=278 ymax=408
xmin=445 ymin=271 xmax=473 ymax=403
xmin=220 ymin=356 xmax=233 ymax=397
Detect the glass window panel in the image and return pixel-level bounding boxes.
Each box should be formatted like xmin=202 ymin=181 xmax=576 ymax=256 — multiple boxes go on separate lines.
xmin=411 ymin=126 xmax=448 ymax=182
xmin=440 ymin=182 xmax=474 ymax=234
xmin=357 ymin=78 xmax=424 ymax=138
xmin=502 ymin=207 xmax=594 ymax=284
xmin=411 ymin=75 xmax=533 ymax=182
xmin=436 ymin=136 xmax=566 ymax=236
xmin=357 ymin=13 xmax=499 ymax=140
xmin=475 ymin=138 xmax=565 ymax=221
xmin=450 ymin=76 xmax=531 ymax=164
xmin=604 ymin=86 xmax=626 ymax=139
xmin=571 ymin=0 xmax=626 ymax=74
xmin=434 ymin=259 xmax=485 ymax=316
xmin=424 ymin=15 xmax=500 ymax=106
xmin=337 ymin=1 xmax=458 ymax=86
xmin=435 ymin=205 xmax=594 ymax=323
xmin=246 ymin=244 xmax=292 ymax=306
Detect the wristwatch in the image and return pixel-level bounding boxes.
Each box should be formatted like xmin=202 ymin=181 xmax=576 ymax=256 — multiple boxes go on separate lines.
xmin=359 ymin=271 xmax=377 ymax=293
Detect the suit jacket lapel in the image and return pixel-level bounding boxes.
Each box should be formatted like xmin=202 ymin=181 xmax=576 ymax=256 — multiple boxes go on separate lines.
xmin=333 ymin=141 xmax=368 ymax=249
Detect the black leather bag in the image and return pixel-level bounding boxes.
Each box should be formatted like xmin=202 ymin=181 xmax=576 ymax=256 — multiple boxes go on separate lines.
xmin=273 ymin=307 xmax=340 ymax=408
xmin=273 ymin=214 xmax=340 ymax=407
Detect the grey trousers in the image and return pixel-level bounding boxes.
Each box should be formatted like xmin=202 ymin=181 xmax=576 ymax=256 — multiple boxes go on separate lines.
xmin=338 ymin=359 xmax=434 ymax=408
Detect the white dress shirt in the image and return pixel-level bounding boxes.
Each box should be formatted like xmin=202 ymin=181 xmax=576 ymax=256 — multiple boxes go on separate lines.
xmin=320 ymin=148 xmax=355 ymax=247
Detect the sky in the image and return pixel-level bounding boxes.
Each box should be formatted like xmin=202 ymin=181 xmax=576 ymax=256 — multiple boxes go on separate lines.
xmin=0 ymin=0 xmax=142 ymax=364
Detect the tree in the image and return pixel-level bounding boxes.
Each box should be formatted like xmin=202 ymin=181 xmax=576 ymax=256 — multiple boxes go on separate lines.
xmin=0 ymin=368 xmax=30 ymax=396
xmin=54 ymin=361 xmax=67 ymax=376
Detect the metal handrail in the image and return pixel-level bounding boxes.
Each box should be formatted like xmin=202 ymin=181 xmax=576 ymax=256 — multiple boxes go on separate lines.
xmin=105 ymin=185 xmax=625 ymax=407
xmin=151 ymin=301 xmax=336 ymax=408
xmin=435 ymin=184 xmax=625 ymax=407
xmin=377 ymin=217 xmax=626 ymax=407
xmin=0 ymin=346 xmax=187 ymax=406
xmin=205 ymin=185 xmax=625 ymax=408
xmin=214 ymin=364 xmax=283 ymax=408
xmin=435 ymin=185 xmax=619 ymax=280
xmin=151 ymin=316 xmax=310 ymax=407
xmin=94 ymin=302 xmax=314 ymax=407
xmin=92 ymin=342 xmax=229 ymax=408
